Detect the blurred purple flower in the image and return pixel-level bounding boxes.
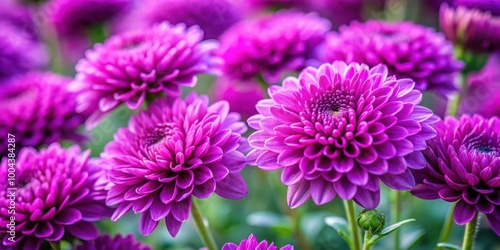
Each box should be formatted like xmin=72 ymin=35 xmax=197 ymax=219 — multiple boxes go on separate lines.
xmin=76 ymin=234 xmax=151 ymax=250
xmin=0 ymin=1 xmax=47 ymax=82
xmin=460 ymin=52 xmax=500 ymax=117
xmin=222 ymin=234 xmax=293 ymax=250
xmin=0 ymin=72 xmax=87 ymax=156
xmin=319 ymin=20 xmax=463 ymax=97
xmin=70 ymin=22 xmax=221 ymax=129
xmin=112 ymin=0 xmax=241 ymax=39
xmin=455 ymin=0 xmax=500 ymax=16
xmin=305 ymin=0 xmax=364 ymax=28
xmin=218 ymin=11 xmax=331 ymax=84
xmin=247 ymin=62 xmax=438 ymax=209
xmin=44 ymin=0 xmax=131 ymax=36
xmin=411 ymin=115 xmax=500 ymax=236
xmin=211 ymin=77 xmax=266 ymax=120
xmin=104 ymin=93 xmax=248 ymax=237
xmin=440 ymin=3 xmax=500 ymax=52
xmin=0 ymin=143 xmax=111 ymax=249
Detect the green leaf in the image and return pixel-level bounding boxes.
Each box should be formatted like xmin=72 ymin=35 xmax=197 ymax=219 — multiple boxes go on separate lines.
xmin=324 ymin=216 xmax=353 ymax=248
xmin=437 ymin=243 xmax=462 ymax=250
xmin=368 ymin=219 xmax=416 ymax=245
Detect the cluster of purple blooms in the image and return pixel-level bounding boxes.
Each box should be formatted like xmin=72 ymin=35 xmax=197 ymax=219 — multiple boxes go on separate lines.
xmin=1 ymin=0 xmax=500 ymax=249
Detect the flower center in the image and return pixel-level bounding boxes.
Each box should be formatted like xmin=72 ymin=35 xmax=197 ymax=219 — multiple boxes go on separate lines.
xmin=306 ymin=90 xmax=355 ymax=125
xmin=143 ymin=123 xmax=176 ymax=147
xmin=467 ymin=137 xmax=500 ymax=155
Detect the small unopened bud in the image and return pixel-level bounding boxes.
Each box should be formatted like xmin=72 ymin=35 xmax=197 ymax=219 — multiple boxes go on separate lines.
xmin=356 ymin=209 xmax=385 ymax=235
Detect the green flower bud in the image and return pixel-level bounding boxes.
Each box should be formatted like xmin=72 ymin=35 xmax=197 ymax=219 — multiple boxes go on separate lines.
xmin=356 ymin=209 xmax=385 ymax=235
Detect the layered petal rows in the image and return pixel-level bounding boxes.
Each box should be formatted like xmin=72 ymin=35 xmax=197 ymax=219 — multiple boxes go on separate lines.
xmin=0 ymin=144 xmax=111 ymax=249
xmin=104 ymin=93 xmax=248 ymax=237
xmin=218 ymin=11 xmax=331 ymax=84
xmin=411 ymin=115 xmax=500 ymax=236
xmin=248 ymin=62 xmax=438 ymax=209
xmin=70 ymin=22 xmax=222 ymax=128
xmin=0 ymin=72 xmax=87 ymax=156
xmin=222 ymin=234 xmax=294 ymax=250
xmin=319 ymin=20 xmax=463 ymax=96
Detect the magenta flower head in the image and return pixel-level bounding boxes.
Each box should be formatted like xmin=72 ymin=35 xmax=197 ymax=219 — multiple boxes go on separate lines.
xmin=112 ymin=0 xmax=241 ymax=39
xmin=411 ymin=115 xmax=500 ymax=236
xmin=44 ymin=0 xmax=131 ymax=36
xmin=0 ymin=143 xmax=111 ymax=250
xmin=460 ymin=52 xmax=500 ymax=118
xmin=76 ymin=234 xmax=152 ymax=250
xmin=70 ymin=22 xmax=222 ymax=128
xmin=222 ymin=234 xmax=293 ymax=250
xmin=218 ymin=11 xmax=331 ymax=84
xmin=247 ymin=62 xmax=438 ymax=209
xmin=319 ymin=20 xmax=463 ymax=97
xmin=0 ymin=72 xmax=87 ymax=156
xmin=440 ymin=3 xmax=500 ymax=52
xmin=104 ymin=92 xmax=248 ymax=237
xmin=211 ymin=77 xmax=266 ymax=120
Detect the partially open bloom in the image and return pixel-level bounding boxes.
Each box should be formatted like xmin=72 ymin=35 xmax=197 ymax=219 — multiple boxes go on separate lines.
xmin=222 ymin=234 xmax=294 ymax=250
xmin=411 ymin=115 xmax=500 ymax=236
xmin=70 ymin=22 xmax=221 ymax=128
xmin=112 ymin=0 xmax=241 ymax=39
xmin=440 ymin=3 xmax=500 ymax=52
xmin=218 ymin=11 xmax=331 ymax=84
xmin=0 ymin=144 xmax=111 ymax=249
xmin=460 ymin=52 xmax=500 ymax=117
xmin=76 ymin=234 xmax=151 ymax=250
xmin=248 ymin=62 xmax=437 ymax=209
xmin=104 ymin=93 xmax=248 ymax=237
xmin=211 ymin=77 xmax=266 ymax=119
xmin=319 ymin=20 xmax=463 ymax=96
xmin=0 ymin=72 xmax=86 ymax=156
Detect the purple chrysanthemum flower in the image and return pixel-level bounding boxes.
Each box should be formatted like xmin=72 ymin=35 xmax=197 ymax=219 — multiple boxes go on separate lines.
xmin=460 ymin=52 xmax=500 ymax=117
xmin=222 ymin=234 xmax=294 ymax=250
xmin=44 ymin=0 xmax=131 ymax=36
xmin=70 ymin=22 xmax=221 ymax=128
xmin=218 ymin=11 xmax=331 ymax=84
xmin=112 ymin=0 xmax=241 ymax=39
xmin=212 ymin=77 xmax=266 ymax=120
xmin=247 ymin=62 xmax=438 ymax=209
xmin=0 ymin=72 xmax=87 ymax=156
xmin=440 ymin=3 xmax=500 ymax=52
xmin=319 ymin=20 xmax=463 ymax=96
xmin=104 ymin=93 xmax=248 ymax=237
xmin=76 ymin=234 xmax=152 ymax=250
xmin=411 ymin=115 xmax=500 ymax=236
xmin=0 ymin=143 xmax=111 ymax=250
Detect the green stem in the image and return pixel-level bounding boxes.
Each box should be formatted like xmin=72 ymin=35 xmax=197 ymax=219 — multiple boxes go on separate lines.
xmin=436 ymin=203 xmax=456 ymax=250
xmin=391 ymin=190 xmax=402 ymax=250
xmin=48 ymin=241 xmax=61 ymax=250
xmin=362 ymin=231 xmax=373 ymax=250
xmin=461 ymin=213 xmax=479 ymax=250
xmin=344 ymin=200 xmax=362 ymax=250
xmin=191 ymin=199 xmax=218 ymax=250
